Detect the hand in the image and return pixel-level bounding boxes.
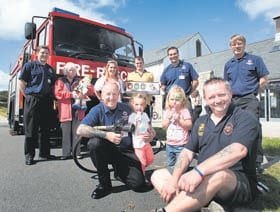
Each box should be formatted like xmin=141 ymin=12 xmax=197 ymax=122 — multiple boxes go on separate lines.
xmin=172 ymin=113 xmax=180 ymax=121
xmin=72 ymin=91 xmax=79 ymax=99
xmin=141 ymin=128 xmax=155 ymax=143
xmin=177 ymin=170 xmax=203 ymax=193
xmin=160 ymin=179 xmax=178 ymax=203
xmin=105 ymin=132 xmax=122 ymax=145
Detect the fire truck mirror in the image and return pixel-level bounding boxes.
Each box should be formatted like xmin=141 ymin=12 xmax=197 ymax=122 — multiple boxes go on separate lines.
xmin=25 ymin=22 xmax=36 ymax=40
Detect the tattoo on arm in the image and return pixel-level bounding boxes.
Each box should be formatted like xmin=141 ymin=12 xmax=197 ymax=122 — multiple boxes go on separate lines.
xmin=80 ymin=125 xmax=107 ymax=138
xmin=217 ymin=145 xmax=233 ymax=157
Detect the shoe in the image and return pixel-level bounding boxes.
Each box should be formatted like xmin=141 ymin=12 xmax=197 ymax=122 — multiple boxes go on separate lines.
xmin=152 ymin=208 xmax=166 ymax=212
xmin=72 ymin=104 xmax=81 ymax=110
xmin=256 ymin=163 xmax=264 ymax=174
xmin=80 ymin=105 xmax=87 ymax=111
xmin=25 ymin=158 xmax=35 ymax=165
xmin=60 ymin=156 xmax=71 ymax=160
xmin=91 ymin=184 xmax=112 ymax=199
xmin=134 ymin=180 xmax=153 ymax=192
xmin=39 ymin=155 xmax=57 ymax=161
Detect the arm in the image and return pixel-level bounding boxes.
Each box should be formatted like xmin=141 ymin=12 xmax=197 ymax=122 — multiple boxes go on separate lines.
xmin=259 ymin=75 xmax=268 ymax=93
xmin=54 ymin=79 xmax=72 ymax=100
xmin=94 ymin=78 xmax=103 ymax=100
xmin=197 ymin=142 xmax=247 ymax=177
xmin=19 ymin=80 xmax=27 ymax=97
xmin=162 ymin=110 xmax=172 ymax=129
xmin=160 ymin=148 xmax=194 ymax=202
xmin=76 ymin=124 xmax=122 ymax=145
xmin=173 ymin=110 xmax=192 ymax=130
xmin=178 ymin=142 xmax=248 ymax=193
xmin=190 ymin=79 xmax=199 ymax=94
xmin=160 ymin=84 xmax=166 ymax=95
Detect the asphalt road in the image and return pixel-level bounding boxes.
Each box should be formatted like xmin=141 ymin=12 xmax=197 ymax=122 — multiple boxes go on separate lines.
xmin=0 ymin=123 xmax=167 ymax=212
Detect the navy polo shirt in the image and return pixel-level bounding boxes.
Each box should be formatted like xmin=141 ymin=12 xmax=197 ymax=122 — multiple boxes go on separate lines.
xmin=185 ymin=104 xmax=259 ymax=178
xmin=81 ymin=102 xmax=133 ymax=149
xmin=19 ymin=60 xmax=56 ymax=95
xmin=160 ymin=60 xmax=199 ymax=95
xmin=224 ymin=52 xmax=269 ymax=96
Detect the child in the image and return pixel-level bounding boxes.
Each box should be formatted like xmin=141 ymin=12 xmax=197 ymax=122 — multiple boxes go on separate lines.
xmin=162 ymin=85 xmax=192 ymax=171
xmin=72 ymin=75 xmax=92 ymax=110
xmin=128 ymin=93 xmax=155 ymax=174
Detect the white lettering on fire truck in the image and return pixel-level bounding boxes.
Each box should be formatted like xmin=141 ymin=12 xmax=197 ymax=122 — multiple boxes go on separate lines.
xmin=56 ymin=62 xmax=127 ymax=80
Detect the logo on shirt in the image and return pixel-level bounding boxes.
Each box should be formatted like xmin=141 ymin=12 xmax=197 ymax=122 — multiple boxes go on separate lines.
xmin=122 ymin=111 xmax=129 ymax=121
xmin=223 ymin=123 xmax=233 ymax=135
xmin=198 ymin=123 xmax=205 ymax=137
xmin=246 ymin=60 xmax=254 ymax=65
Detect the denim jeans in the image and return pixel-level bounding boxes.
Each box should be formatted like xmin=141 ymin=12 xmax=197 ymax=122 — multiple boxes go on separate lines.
xmin=166 ymin=144 xmax=185 ymax=171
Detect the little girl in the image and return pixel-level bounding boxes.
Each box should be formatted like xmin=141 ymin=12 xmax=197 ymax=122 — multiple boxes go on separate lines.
xmin=128 ymin=93 xmax=155 ymax=174
xmin=162 ymin=85 xmax=192 ymax=171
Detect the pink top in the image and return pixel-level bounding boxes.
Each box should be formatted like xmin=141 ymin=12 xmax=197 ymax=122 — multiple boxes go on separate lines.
xmin=164 ymin=108 xmax=191 ymax=146
xmin=54 ymin=77 xmax=95 ymax=122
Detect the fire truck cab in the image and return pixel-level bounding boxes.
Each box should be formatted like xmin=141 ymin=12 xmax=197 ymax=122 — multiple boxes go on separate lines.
xmin=8 ymin=7 xmax=143 ymax=136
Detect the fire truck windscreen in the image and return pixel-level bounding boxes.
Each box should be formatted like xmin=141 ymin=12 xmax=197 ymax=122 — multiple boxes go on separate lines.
xmin=53 ymin=17 xmax=135 ymax=66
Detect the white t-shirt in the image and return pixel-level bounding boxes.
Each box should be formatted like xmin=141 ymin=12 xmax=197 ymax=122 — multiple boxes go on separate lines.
xmin=128 ymin=112 xmax=150 ymax=148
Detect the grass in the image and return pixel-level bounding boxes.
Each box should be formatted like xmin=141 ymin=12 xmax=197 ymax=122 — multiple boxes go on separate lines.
xmin=0 ymin=106 xmax=7 ymax=117
xmin=154 ymin=127 xmax=280 ymax=212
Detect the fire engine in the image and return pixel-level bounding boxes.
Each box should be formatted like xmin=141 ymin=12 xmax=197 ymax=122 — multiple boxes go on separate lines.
xmin=7 ymin=7 xmax=143 ymax=136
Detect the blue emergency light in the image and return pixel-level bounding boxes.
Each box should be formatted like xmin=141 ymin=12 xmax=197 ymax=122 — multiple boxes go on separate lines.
xmin=52 ymin=7 xmax=79 ymax=17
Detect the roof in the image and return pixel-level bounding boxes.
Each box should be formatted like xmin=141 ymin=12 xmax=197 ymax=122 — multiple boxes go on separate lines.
xmin=186 ymin=38 xmax=280 ymax=80
xmin=144 ymin=32 xmax=200 ymax=66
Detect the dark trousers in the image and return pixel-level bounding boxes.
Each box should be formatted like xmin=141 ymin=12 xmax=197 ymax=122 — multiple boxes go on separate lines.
xmin=87 ymin=137 xmax=145 ymax=189
xmin=24 ymin=95 xmax=53 ymax=159
xmin=232 ymin=94 xmax=263 ymax=163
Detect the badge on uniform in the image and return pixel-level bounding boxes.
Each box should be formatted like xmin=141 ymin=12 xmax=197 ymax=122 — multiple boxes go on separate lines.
xmin=179 ymin=75 xmax=185 ymax=80
xmin=198 ymin=123 xmax=205 ymax=137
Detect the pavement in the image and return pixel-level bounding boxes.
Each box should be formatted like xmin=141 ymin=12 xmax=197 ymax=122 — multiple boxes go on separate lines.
xmin=0 ymin=116 xmax=279 ymax=212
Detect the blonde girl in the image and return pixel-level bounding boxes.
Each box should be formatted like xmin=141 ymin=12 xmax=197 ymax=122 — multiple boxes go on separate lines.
xmin=128 ymin=93 xmax=155 ymax=174
xmin=162 ymin=85 xmax=192 ymax=171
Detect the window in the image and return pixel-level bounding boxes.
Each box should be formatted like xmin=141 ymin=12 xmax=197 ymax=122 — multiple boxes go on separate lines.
xmin=52 ymin=17 xmax=135 ymax=67
xmin=196 ymin=39 xmax=201 ymax=57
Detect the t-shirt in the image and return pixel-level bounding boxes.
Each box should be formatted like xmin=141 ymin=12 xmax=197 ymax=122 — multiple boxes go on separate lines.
xmin=164 ymin=108 xmax=191 ymax=146
xmin=128 ymin=112 xmax=150 ymax=148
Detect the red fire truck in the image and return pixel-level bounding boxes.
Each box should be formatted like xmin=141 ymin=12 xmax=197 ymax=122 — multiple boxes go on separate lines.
xmin=7 ymin=7 xmax=143 ymax=136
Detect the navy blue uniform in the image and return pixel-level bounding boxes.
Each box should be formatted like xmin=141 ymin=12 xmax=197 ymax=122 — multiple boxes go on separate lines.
xmin=161 ymin=60 xmax=199 ymax=95
xmin=19 ymin=60 xmax=56 ymax=160
xmin=81 ymin=102 xmax=145 ymax=189
xmin=186 ymin=104 xmax=259 ymax=205
xmin=224 ymin=52 xmax=269 ymax=164
xmin=224 ymin=52 xmax=269 ymax=96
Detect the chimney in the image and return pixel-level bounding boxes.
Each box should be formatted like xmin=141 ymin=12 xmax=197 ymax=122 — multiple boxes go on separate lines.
xmin=273 ymin=16 xmax=280 ymax=42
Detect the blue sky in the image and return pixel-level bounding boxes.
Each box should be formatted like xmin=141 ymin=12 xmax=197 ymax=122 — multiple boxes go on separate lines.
xmin=1 ymin=0 xmax=280 ymax=91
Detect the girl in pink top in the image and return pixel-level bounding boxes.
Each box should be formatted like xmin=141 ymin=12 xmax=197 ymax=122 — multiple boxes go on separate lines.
xmin=162 ymin=85 xmax=192 ymax=171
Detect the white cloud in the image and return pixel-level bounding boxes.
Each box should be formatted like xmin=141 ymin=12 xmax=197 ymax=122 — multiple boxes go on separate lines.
xmin=237 ymin=0 xmax=280 ymax=22
xmin=0 ymin=0 xmax=126 ymax=40
xmin=0 ymin=70 xmax=9 ymax=91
